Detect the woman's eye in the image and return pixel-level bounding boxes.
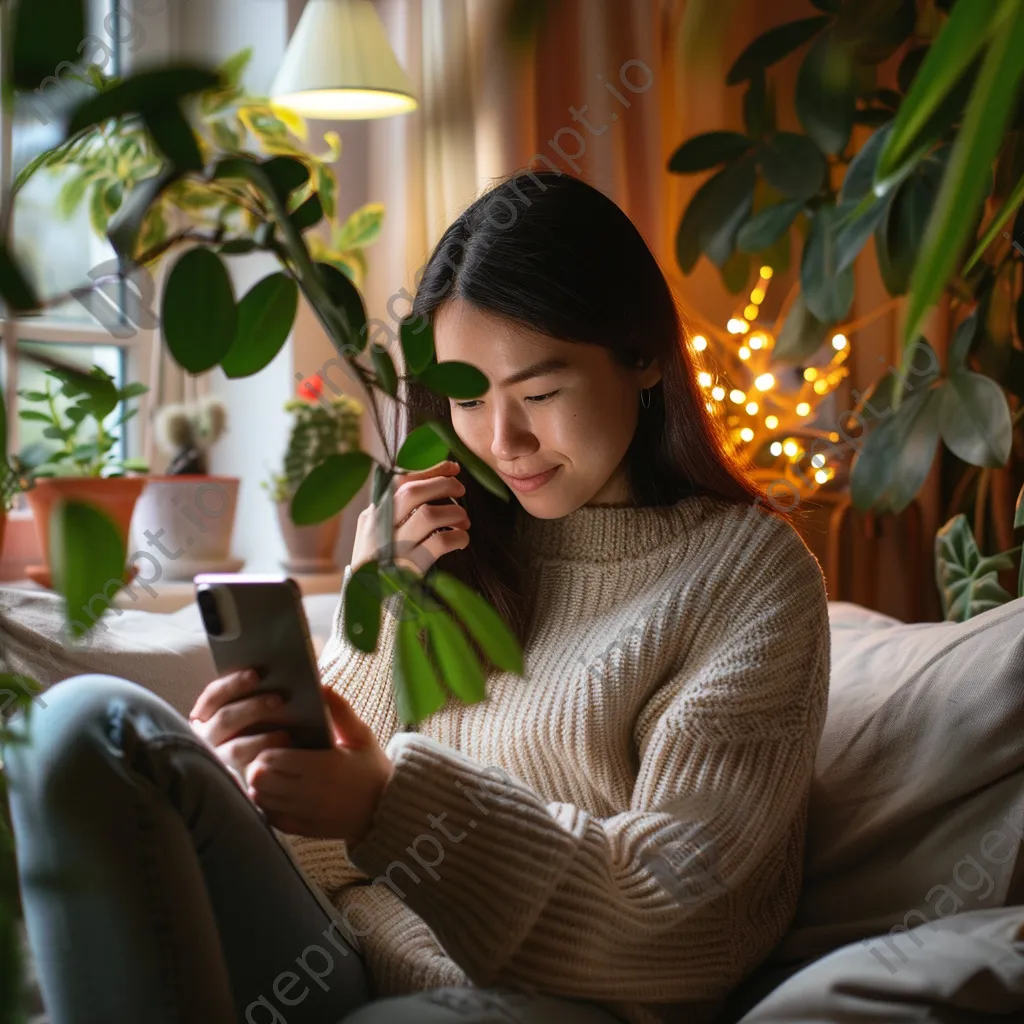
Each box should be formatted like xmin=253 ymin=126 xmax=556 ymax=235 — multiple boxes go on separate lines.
xmin=526 ymin=390 xmax=560 ymax=403
xmin=454 ymin=390 xmax=560 ymax=411
xmin=454 ymin=400 xmax=481 ymax=410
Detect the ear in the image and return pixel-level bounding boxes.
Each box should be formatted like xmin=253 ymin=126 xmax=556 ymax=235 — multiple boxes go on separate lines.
xmin=640 ymin=358 xmax=662 ymax=390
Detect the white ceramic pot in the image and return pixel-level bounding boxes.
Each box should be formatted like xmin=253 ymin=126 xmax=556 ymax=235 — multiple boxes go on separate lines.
xmin=130 ymin=475 xmax=242 ymax=581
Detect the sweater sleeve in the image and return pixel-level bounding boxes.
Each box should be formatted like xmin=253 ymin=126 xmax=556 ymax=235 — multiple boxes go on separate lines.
xmin=345 ymin=515 xmax=832 ymax=1001
xmin=275 ymin=565 xmax=403 ymax=896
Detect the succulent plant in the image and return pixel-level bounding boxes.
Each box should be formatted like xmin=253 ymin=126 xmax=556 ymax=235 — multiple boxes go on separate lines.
xmin=153 ymin=396 xmax=228 ymax=475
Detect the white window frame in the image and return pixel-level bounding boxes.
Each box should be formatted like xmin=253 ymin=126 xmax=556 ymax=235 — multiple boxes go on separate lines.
xmin=0 ymin=0 xmax=161 ymax=507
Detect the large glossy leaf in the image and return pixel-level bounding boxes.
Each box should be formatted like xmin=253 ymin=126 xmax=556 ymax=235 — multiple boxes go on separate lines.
xmin=938 ymin=372 xmax=1013 ymax=467
xmin=68 ymin=68 xmax=221 ymax=136
xmin=726 ymin=16 xmax=830 ymax=85
xmin=400 ymin=316 xmax=435 ymax=375
xmin=737 ymin=200 xmax=801 ymax=252
xmin=852 ymin=337 xmax=939 ymax=422
xmin=261 ymin=155 xmax=310 ymax=199
xmin=220 ymin=273 xmax=299 ymax=378
xmin=343 ymin=561 xmax=382 ymax=654
xmin=161 ymin=249 xmax=237 ymax=374
xmin=668 ymin=132 xmax=752 ymax=174
xmin=426 ymin=419 xmax=508 ymax=500
xmin=947 ymin=310 xmax=982 ymax=371
xmin=850 ymin=388 xmax=940 ymax=513
xmin=875 ymin=157 xmax=943 ymax=296
xmin=396 ymin=424 xmax=450 ymax=471
xmin=877 ymin=2 xmax=1003 ymax=185
xmin=393 ymin=614 xmax=447 ymax=726
xmin=840 ymin=123 xmax=893 ymax=204
xmin=801 ymin=208 xmax=854 ymax=323
xmin=49 ymin=500 xmax=128 ymax=640
xmin=429 ymin=571 xmax=524 ymax=675
xmin=901 ymin=1 xmax=1024 ymax=353
xmin=369 ymin=343 xmax=398 ymax=397
xmin=316 ymin=262 xmax=368 ymax=356
xmin=107 ymin=169 xmax=180 ymax=260
xmin=676 ymin=156 xmax=756 ymax=273
xmin=335 ymin=202 xmax=386 ymax=249
xmin=795 ymin=32 xmax=856 ymax=156
xmin=833 ymin=0 xmax=915 ymax=65
xmin=758 ymin=133 xmax=826 ymax=200
xmin=141 ymin=105 xmax=203 ymax=172
xmin=935 ymin=514 xmax=1015 ymax=622
xmin=0 ymin=244 xmax=39 ymax=313
xmin=290 ymin=194 xmax=324 ymax=233
xmin=415 ymin=361 xmax=489 ymax=399
xmin=772 ymin=292 xmax=830 ymax=363
xmin=424 ymin=611 xmax=487 ymax=703
xmin=11 ymin=0 xmax=85 ymax=91
xmin=290 ymin=451 xmax=373 ymax=526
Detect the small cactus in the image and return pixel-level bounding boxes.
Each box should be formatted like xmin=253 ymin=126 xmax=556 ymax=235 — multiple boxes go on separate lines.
xmin=153 ymin=396 xmax=228 ymax=475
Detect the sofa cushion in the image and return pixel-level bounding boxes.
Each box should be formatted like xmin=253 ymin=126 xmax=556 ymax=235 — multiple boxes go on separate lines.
xmin=0 ymin=585 xmax=341 ymax=718
xmin=775 ymin=598 xmax=1024 ymax=962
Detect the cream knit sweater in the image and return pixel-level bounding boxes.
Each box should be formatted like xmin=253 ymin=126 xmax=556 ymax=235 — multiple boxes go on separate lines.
xmin=280 ymin=494 xmax=831 ymax=1024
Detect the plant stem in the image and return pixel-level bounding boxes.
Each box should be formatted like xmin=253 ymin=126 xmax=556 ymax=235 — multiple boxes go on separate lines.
xmin=975 ymin=467 xmax=991 ymax=551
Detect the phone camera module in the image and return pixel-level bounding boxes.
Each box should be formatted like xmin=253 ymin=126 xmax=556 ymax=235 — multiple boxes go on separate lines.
xmin=197 ymin=588 xmax=224 ymax=636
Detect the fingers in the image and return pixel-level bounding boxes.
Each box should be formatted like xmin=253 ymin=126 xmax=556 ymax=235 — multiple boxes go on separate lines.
xmin=189 ymin=668 xmax=259 ymax=724
xmin=196 ymin=692 xmax=286 ymax=749
xmin=396 ymin=501 xmax=470 ymax=548
xmin=393 ymin=471 xmax=466 ymax=529
xmin=219 ymin=730 xmax=292 ymax=774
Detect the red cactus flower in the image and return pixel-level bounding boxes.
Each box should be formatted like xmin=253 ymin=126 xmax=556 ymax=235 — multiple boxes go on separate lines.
xmin=298 ymin=375 xmax=324 ymax=401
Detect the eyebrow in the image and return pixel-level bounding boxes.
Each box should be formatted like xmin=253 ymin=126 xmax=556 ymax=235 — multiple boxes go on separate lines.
xmin=498 ymin=358 xmax=571 ymax=389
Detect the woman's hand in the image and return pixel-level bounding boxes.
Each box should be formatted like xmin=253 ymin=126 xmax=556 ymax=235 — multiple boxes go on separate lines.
xmin=189 ymin=669 xmax=291 ymax=777
xmin=243 ymin=686 xmax=394 ymax=845
xmin=350 ymin=459 xmax=470 ymax=577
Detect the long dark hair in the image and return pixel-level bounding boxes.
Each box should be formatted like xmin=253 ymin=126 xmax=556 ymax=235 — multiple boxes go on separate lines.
xmin=404 ymin=168 xmax=770 ymax=653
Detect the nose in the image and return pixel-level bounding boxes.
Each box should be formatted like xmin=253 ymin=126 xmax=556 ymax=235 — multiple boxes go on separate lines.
xmin=490 ymin=402 xmax=539 ymax=462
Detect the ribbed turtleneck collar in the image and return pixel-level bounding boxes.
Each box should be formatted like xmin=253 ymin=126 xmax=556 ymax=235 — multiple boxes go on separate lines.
xmin=514 ymin=493 xmax=729 ymax=565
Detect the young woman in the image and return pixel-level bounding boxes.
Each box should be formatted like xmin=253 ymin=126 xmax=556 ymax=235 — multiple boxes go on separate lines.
xmin=3 ymin=170 xmax=831 ymax=1024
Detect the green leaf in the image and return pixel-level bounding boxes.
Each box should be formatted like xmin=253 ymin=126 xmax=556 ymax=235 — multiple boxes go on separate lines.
xmin=316 ymin=262 xmax=368 ymax=356
xmin=317 ymin=164 xmax=337 ymax=222
xmin=370 ymin=343 xmax=398 ymax=397
xmin=262 ymin=155 xmax=310 ymax=199
xmin=161 ymin=249 xmax=238 ymax=374
xmin=1015 ymin=482 xmax=1024 ymax=529
xmin=400 ymin=316 xmax=435 ymax=375
xmin=218 ymin=47 xmax=253 ymax=89
xmin=68 ymin=67 xmax=222 ymax=136
xmin=834 ymin=196 xmax=888 ymax=275
xmin=878 ymin=2 xmax=1003 ymax=186
xmin=344 ymin=561 xmax=383 ymax=654
xmin=772 ymin=292 xmax=830 ymax=363
xmin=850 ymin=388 xmax=940 ymax=514
xmin=675 ymin=156 xmax=756 ymax=273
xmin=220 ymin=273 xmax=299 ymax=378
xmin=964 ymin=171 xmax=1024 ymax=273
xmin=801 ymin=208 xmax=855 ymax=323
xmin=948 ymin=310 xmax=982 ymax=371
xmin=11 ymin=0 xmax=85 ymax=92
xmin=415 ymin=361 xmax=490 ymax=399
xmin=50 ymin=500 xmax=128 ymax=640
xmin=423 ymin=611 xmax=487 ymax=703
xmin=875 ymin=158 xmax=943 ymax=296
xmin=429 ymin=570 xmax=524 ymax=675
xmin=840 ymin=122 xmax=893 ymax=204
xmin=668 ymin=132 xmax=752 ymax=174
xmin=743 ymin=71 xmax=774 ymax=139
xmin=18 ymin=410 xmax=52 ymax=424
xmin=57 ymin=172 xmax=92 ymax=220
xmin=141 ymin=104 xmax=204 ymax=172
xmin=0 ymin=245 xmax=39 ymax=313
xmin=832 ymin=0 xmax=915 ymax=65
xmin=290 ymin=451 xmax=373 ymax=526
xmin=393 ymin=615 xmax=447 ymax=726
xmin=396 ymin=425 xmax=451 ymax=471
xmin=758 ymin=133 xmax=827 ymax=200
xmin=938 ymin=372 xmax=1013 ymax=467
xmin=118 ymin=383 xmax=149 ymax=401
xmin=726 ymin=16 xmax=830 ymax=85
xmin=290 ymin=194 xmax=324 ymax=233
xmin=935 ymin=514 xmax=1015 ymax=622
xmin=426 ymin=419 xmax=509 ymax=500
xmin=795 ymin=32 xmax=856 ymax=155
xmin=106 ymin=169 xmax=181 ymax=261
xmin=720 ymin=250 xmax=750 ymax=294
xmin=901 ymin=1 xmax=1024 ymax=354
xmin=334 ymin=202 xmax=386 ymax=249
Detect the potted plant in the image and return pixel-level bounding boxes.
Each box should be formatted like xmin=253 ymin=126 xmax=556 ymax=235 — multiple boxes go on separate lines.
xmin=130 ymin=396 xmax=242 ymax=579
xmin=0 ymin=388 xmax=18 ymax=563
xmin=264 ymin=377 xmax=363 ymax=573
xmin=16 ymin=365 xmax=148 ymax=588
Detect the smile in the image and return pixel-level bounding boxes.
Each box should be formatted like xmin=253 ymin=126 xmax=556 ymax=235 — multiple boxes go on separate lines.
xmin=500 ymin=466 xmax=560 ymax=493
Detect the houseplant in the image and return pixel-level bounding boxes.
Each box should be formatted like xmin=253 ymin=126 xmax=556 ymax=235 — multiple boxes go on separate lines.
xmin=16 ymin=364 xmax=148 ymax=589
xmin=0 ymin=389 xmax=17 ymax=563
xmin=264 ymin=376 xmax=363 ymax=574
xmin=669 ymin=0 xmax=1024 ymax=621
xmin=131 ymin=395 xmax=242 ymax=579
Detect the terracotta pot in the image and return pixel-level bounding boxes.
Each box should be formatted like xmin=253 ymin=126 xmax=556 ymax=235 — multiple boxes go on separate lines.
xmin=25 ymin=476 xmax=146 ymax=589
xmin=130 ymin=475 xmax=241 ymax=581
xmin=276 ymin=500 xmax=342 ymax=574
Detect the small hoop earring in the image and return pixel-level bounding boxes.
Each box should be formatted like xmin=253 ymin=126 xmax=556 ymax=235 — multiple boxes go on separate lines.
xmin=640 ymin=387 xmax=651 ymax=409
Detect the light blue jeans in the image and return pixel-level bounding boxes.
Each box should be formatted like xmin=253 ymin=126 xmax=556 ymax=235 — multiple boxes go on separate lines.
xmin=2 ymin=675 xmax=625 ymax=1024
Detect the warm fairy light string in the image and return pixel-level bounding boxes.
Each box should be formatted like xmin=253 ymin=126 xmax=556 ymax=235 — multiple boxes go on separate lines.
xmin=692 ymin=266 xmax=851 ymax=496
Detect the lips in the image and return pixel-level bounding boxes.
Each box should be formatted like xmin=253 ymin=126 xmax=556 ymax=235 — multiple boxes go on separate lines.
xmin=500 ymin=466 xmax=560 ymax=492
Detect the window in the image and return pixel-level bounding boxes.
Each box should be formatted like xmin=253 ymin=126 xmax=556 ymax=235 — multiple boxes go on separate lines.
xmin=1 ymin=0 xmax=153 ymax=502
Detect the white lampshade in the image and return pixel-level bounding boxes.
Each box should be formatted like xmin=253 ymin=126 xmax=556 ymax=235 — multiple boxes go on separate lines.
xmin=271 ymin=0 xmax=418 ymax=120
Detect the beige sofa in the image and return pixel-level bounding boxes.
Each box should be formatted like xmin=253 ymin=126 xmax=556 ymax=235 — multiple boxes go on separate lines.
xmin=2 ymin=587 xmax=1023 ymax=1022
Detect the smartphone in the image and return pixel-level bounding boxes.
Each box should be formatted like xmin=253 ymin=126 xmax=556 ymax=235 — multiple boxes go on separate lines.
xmin=194 ymin=574 xmax=334 ymax=750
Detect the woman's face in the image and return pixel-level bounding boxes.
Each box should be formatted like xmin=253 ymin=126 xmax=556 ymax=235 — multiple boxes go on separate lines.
xmin=433 ymin=298 xmax=661 ymax=517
